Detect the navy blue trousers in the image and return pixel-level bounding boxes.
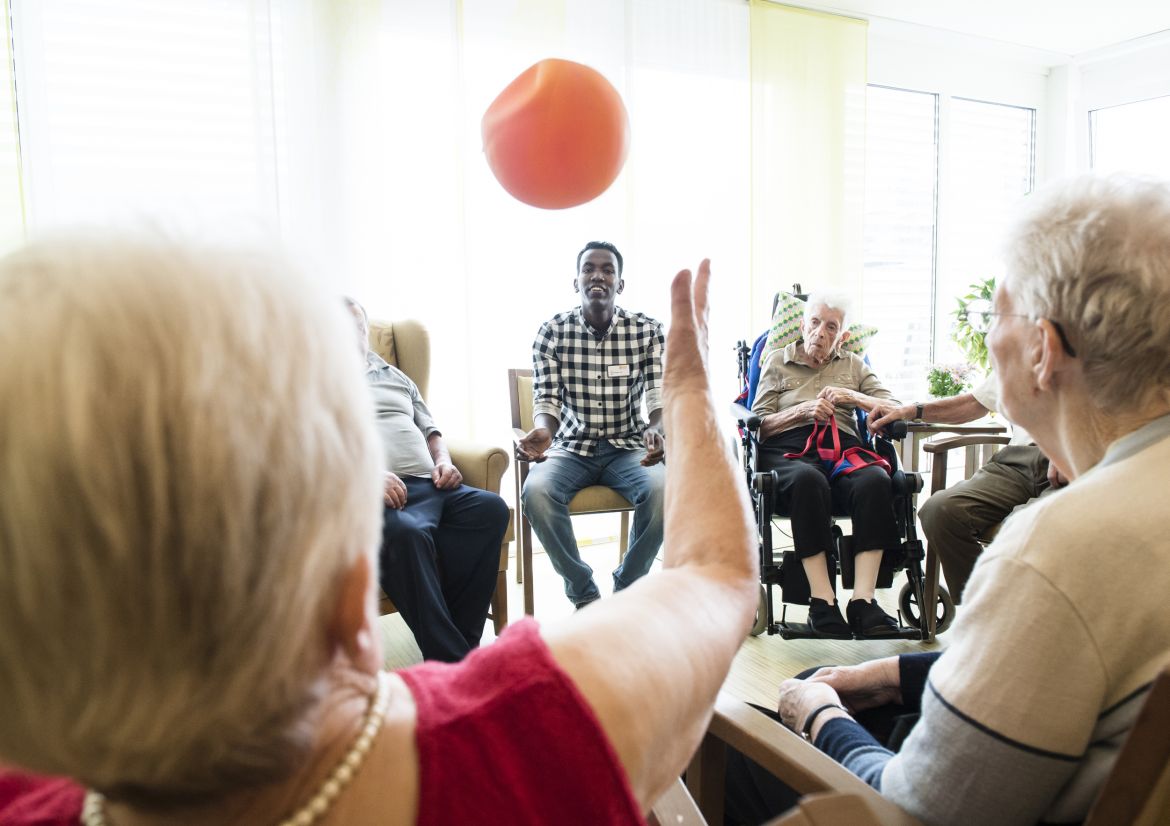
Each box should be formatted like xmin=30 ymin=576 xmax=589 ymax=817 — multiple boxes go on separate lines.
xmin=379 ymin=477 xmax=509 ymax=663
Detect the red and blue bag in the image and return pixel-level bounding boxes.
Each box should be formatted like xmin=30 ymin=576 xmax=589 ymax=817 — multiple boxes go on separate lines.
xmin=785 ymin=416 xmax=892 ymax=479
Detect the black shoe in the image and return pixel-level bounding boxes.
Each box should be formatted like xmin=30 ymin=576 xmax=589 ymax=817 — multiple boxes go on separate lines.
xmin=807 ymin=598 xmax=852 ymax=639
xmin=847 ymin=598 xmax=900 ymax=638
xmin=574 ymin=596 xmax=599 ymax=611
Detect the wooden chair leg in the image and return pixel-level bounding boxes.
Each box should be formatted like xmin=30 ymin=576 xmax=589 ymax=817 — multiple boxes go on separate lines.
xmin=490 ymin=569 xmax=507 ymax=634
xmin=523 ymin=516 xmax=535 ymax=616
xmin=514 ymin=473 xmax=525 ymax=585
xmin=619 ymin=511 xmax=630 ymax=563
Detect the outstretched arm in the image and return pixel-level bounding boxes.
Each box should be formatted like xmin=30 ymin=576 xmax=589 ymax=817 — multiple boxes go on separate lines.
xmin=543 ymin=260 xmax=758 ymax=812
xmin=868 ymin=392 xmax=989 ymax=432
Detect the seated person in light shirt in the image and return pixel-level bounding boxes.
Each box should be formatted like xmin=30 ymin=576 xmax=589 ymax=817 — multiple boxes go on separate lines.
xmin=729 ymin=173 xmax=1170 ymax=826
xmin=345 ymin=296 xmax=509 ymax=663
xmin=0 ymin=240 xmax=757 ymax=826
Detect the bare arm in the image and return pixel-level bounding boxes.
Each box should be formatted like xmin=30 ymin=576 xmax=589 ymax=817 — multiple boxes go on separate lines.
xmin=542 ymin=261 xmax=758 ymax=811
xmin=426 ymin=432 xmax=462 ymax=489
xmin=868 ymin=392 xmax=990 ymax=432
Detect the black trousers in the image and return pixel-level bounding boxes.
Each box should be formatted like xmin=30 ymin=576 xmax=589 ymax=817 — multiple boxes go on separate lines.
xmin=757 ymin=425 xmax=900 ymax=560
xmin=379 ymin=477 xmax=509 ymax=663
xmin=723 ymin=667 xmax=920 ymax=826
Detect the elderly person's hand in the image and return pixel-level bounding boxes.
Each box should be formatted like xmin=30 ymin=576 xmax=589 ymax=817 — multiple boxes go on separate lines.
xmin=803 ymin=658 xmax=902 ymax=713
xmin=868 ymin=402 xmax=914 ymax=433
xmin=431 ymin=461 xmax=462 ymax=490
xmin=384 ymin=471 xmax=408 ymax=508
xmin=778 ymin=677 xmax=848 ymax=736
xmin=798 ymin=397 xmax=836 ymax=423
xmin=1047 ymin=461 xmax=1069 ymax=489
xmin=818 ymin=386 xmax=858 ymax=408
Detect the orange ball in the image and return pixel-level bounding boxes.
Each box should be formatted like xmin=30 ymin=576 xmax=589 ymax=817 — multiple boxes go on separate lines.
xmin=482 ymin=58 xmax=630 ymax=210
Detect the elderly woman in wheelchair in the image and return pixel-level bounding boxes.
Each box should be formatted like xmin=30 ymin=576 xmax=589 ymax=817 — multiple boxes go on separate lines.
xmin=750 ymin=291 xmax=906 ymax=639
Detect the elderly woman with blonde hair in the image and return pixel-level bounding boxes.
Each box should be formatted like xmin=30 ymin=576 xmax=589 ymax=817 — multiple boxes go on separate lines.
xmin=728 ymin=173 xmax=1170 ymax=826
xmin=0 ymin=237 xmax=756 ymax=825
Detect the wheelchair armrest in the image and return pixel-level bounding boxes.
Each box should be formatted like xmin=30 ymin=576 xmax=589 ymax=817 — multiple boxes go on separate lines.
xmin=891 ymin=468 xmax=923 ymax=496
xmin=879 ymin=419 xmax=909 ymax=440
xmin=731 ymin=402 xmax=761 ymax=432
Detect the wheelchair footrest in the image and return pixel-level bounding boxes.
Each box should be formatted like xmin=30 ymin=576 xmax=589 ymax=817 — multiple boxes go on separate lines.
xmin=773 ymin=621 xmax=923 ymax=641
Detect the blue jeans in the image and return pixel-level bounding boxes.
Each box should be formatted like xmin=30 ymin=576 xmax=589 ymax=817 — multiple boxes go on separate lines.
xmin=521 ymin=440 xmax=666 ymax=605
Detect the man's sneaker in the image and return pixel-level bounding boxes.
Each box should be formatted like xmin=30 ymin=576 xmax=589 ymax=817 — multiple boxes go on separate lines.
xmin=807 ymin=598 xmax=852 ymax=639
xmin=574 ymin=596 xmax=600 ymax=611
xmin=847 ymin=598 xmax=900 ymax=638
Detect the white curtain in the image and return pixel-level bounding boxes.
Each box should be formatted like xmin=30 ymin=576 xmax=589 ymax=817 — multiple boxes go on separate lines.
xmin=10 ymin=0 xmax=871 ymax=446
xmin=318 ymin=0 xmax=752 ymax=439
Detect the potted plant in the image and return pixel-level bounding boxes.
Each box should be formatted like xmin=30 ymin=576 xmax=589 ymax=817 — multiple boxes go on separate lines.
xmin=952 ymin=276 xmax=995 ymax=373
xmin=926 ymin=363 xmax=975 ymax=398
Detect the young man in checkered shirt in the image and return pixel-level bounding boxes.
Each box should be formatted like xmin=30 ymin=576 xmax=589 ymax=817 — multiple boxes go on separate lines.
xmin=516 ymin=242 xmax=666 ymax=609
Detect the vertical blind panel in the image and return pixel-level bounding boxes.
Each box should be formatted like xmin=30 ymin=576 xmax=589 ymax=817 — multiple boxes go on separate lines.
xmin=1090 ymin=95 xmax=1170 ymax=178
xmin=935 ymin=97 xmax=1034 ymax=368
xmin=29 ymin=0 xmax=279 ymax=227
xmin=861 ymin=85 xmax=937 ymax=402
xmin=1 ymin=0 xmax=22 ymax=251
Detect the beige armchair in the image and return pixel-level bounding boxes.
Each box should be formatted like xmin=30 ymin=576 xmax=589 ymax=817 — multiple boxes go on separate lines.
xmin=370 ymin=319 xmax=513 ymax=633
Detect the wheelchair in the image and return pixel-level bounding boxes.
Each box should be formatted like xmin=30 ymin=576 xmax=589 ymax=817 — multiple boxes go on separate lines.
xmin=731 ymin=312 xmax=955 ymax=642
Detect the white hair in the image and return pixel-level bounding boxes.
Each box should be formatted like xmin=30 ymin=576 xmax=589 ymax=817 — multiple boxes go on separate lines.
xmin=804 ymin=289 xmax=851 ymax=327
xmin=1005 ymin=173 xmax=1170 ymax=413
xmin=0 ymin=232 xmax=384 ymax=804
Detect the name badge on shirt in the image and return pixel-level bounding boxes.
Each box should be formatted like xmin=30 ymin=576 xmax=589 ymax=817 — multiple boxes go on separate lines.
xmin=607 ymin=363 xmax=631 ymax=378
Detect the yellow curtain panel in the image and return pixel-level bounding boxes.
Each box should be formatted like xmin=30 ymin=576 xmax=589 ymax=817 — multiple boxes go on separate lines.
xmin=749 ymin=0 xmax=867 ymax=330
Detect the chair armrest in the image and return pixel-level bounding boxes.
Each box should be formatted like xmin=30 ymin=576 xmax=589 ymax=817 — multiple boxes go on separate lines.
xmin=699 ymin=694 xmax=922 ymax=826
xmin=922 ymin=435 xmax=1012 ymax=454
xmin=923 ymin=435 xmax=1012 ymax=494
xmin=447 ymin=437 xmax=509 ymax=494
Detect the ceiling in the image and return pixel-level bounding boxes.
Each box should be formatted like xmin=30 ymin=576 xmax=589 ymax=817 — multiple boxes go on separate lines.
xmin=789 ymin=0 xmax=1170 ymax=56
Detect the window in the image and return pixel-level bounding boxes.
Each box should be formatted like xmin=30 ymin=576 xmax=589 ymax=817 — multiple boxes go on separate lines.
xmin=862 ymin=86 xmax=938 ymax=400
xmin=935 ymin=98 xmax=1035 ymax=367
xmin=863 ymin=88 xmax=1035 ymax=400
xmin=1090 ymin=94 xmax=1170 ymax=178
xmin=11 ymin=0 xmax=282 ymax=229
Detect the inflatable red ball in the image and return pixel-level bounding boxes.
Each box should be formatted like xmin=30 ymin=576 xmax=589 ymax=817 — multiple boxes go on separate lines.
xmin=482 ymin=58 xmax=630 ymax=210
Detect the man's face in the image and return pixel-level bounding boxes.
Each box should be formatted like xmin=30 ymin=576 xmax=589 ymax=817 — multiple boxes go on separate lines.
xmin=347 ymin=304 xmax=369 ymax=357
xmin=801 ymin=304 xmax=847 ymax=362
xmin=573 ymin=249 xmax=623 ymax=312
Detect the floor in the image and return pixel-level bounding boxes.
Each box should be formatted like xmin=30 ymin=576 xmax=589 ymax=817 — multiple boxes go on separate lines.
xmin=378 ymin=529 xmax=950 ymax=709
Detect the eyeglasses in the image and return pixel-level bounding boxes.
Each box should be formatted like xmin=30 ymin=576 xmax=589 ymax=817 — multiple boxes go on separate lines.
xmin=958 ymin=298 xmax=1078 ymax=358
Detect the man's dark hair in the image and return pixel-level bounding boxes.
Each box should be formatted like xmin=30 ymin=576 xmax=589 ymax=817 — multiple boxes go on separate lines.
xmin=576 ymin=241 xmax=623 ymax=276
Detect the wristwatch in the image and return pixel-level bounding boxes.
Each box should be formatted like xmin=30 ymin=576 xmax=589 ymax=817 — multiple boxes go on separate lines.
xmin=914 ymin=402 xmax=925 ymax=421
xmin=801 ymin=703 xmax=848 ymax=741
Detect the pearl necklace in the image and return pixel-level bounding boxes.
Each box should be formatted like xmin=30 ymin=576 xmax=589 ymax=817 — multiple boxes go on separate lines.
xmin=82 ymin=673 xmax=390 ymax=826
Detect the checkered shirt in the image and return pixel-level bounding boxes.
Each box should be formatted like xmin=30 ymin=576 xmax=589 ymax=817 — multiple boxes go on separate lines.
xmin=532 ymin=306 xmax=664 ymax=457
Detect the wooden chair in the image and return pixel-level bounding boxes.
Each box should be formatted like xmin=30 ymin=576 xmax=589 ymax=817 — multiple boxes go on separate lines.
xmin=507 ymin=368 xmax=632 ymax=616
xmin=918 ymin=432 xmax=1011 ymax=640
xmin=654 ymin=668 xmax=1170 ymax=826
xmin=371 ymin=320 xmax=513 ymax=634
xmin=649 ymin=693 xmax=922 ymax=826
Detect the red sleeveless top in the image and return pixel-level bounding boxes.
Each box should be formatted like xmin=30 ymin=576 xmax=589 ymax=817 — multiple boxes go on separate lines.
xmin=0 ymin=619 xmax=642 ymax=825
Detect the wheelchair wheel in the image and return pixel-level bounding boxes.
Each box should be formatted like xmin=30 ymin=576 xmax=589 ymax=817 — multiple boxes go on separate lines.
xmin=751 ymin=584 xmax=768 ymax=637
xmin=898 ymin=581 xmax=955 ymax=635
